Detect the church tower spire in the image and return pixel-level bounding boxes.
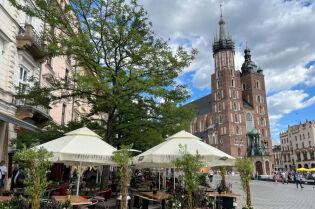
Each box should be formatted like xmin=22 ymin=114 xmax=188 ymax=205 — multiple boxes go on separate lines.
xmin=219 ymin=1 xmax=226 ymax=40
xmin=212 ymin=1 xmax=234 ymax=54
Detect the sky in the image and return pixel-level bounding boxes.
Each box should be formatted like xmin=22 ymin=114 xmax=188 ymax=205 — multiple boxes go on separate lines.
xmin=139 ymin=0 xmax=315 ymax=141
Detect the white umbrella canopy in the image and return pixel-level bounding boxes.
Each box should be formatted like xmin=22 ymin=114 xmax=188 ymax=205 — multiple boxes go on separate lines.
xmin=35 ymin=127 xmax=117 ymax=166
xmin=35 ymin=127 xmax=117 ymax=195
xmin=133 ymin=130 xmax=235 ymax=168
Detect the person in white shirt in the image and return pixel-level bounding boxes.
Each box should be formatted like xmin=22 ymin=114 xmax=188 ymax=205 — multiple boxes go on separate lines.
xmin=0 ymin=160 xmax=8 ymax=195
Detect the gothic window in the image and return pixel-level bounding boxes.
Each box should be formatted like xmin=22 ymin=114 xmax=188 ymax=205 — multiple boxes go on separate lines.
xmin=217 ymin=80 xmax=220 ymax=89
xmin=233 ymin=102 xmax=237 ymax=111
xmin=234 ymin=138 xmax=238 ymax=145
xmin=231 ymin=69 xmax=234 ymax=77
xmin=242 ymin=83 xmax=246 ymax=91
xmin=260 ymin=117 xmax=264 ymax=126
xmin=231 ymin=79 xmax=235 ymax=87
xmin=222 ymin=52 xmax=226 ymax=66
xmin=200 ymin=120 xmax=204 ymax=132
xmin=256 ymin=80 xmax=261 ymax=89
xmin=257 ymin=95 xmax=261 ymax=103
xmin=308 ymin=132 xmax=311 ymax=138
xmin=234 ymin=114 xmax=238 ymax=123
xmin=219 ymin=115 xmax=222 ymax=124
xmin=221 ymin=90 xmax=224 ymax=98
xmin=259 ymin=106 xmax=262 ymax=114
xmin=246 ymin=112 xmax=254 ymax=133
xmin=302 ymin=142 xmax=304 ymax=148
xmin=233 ymin=90 xmax=236 ymax=98
xmin=303 ymin=134 xmax=305 ymax=139
xmin=216 ymin=54 xmax=220 ymax=69
xmin=218 ymin=103 xmax=221 ymax=112
xmin=236 ymin=126 xmax=240 ymax=134
xmin=229 ymin=53 xmax=233 ymax=67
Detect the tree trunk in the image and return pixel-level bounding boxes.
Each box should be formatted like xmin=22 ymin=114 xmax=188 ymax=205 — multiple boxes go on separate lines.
xmin=246 ymin=180 xmax=251 ymax=207
xmin=187 ymin=188 xmax=192 ymax=209
xmin=100 ymin=165 xmax=110 ymax=190
xmin=121 ymin=167 xmax=127 ymax=209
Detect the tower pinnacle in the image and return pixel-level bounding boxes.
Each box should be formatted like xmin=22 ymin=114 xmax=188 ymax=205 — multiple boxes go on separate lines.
xmin=219 ymin=0 xmax=226 ymax=40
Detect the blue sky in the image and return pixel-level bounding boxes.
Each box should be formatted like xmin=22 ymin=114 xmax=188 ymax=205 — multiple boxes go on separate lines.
xmin=140 ymin=0 xmax=315 ymax=141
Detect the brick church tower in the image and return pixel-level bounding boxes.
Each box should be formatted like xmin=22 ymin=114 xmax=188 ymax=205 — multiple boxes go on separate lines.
xmin=187 ymin=5 xmax=273 ymax=174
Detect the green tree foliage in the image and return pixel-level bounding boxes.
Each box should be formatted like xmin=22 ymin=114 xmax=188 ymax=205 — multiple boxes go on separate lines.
xmin=13 ymin=147 xmax=52 ymax=209
xmin=174 ymin=144 xmax=203 ymax=209
xmin=112 ymin=144 xmax=133 ymax=209
xmin=235 ymin=157 xmax=254 ymax=207
xmin=9 ymin=0 xmax=197 ymax=149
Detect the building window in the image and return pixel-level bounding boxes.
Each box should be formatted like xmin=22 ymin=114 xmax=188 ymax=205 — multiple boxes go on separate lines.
xmin=217 ymin=80 xmax=220 ymax=89
xmin=257 ymin=95 xmax=261 ymax=103
xmin=200 ymin=120 xmax=204 ymax=132
xmin=256 ymin=80 xmax=260 ymax=89
xmin=296 ymin=144 xmax=298 ymax=149
xmin=233 ymin=102 xmax=237 ymax=111
xmin=236 ymin=126 xmax=240 ymax=135
xmin=216 ymin=54 xmax=220 ymax=69
xmin=229 ymin=52 xmax=233 ymax=67
xmin=303 ymin=134 xmax=305 ymax=139
xmin=234 ymin=114 xmax=238 ymax=123
xmin=308 ymin=132 xmax=311 ymax=138
xmin=231 ymin=79 xmax=235 ymax=87
xmin=19 ymin=67 xmax=28 ymax=94
xmin=242 ymin=83 xmax=246 ymax=91
xmin=309 ymin=141 xmax=311 ymax=147
xmin=231 ymin=69 xmax=234 ymax=76
xmin=232 ymin=90 xmax=236 ymax=98
xmin=295 ymin=136 xmax=297 ymax=141
xmin=222 ymin=52 xmax=226 ymax=66
xmin=61 ymin=103 xmax=67 ymax=125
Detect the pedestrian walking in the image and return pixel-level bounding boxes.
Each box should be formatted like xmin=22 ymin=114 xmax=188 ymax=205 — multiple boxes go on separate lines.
xmin=281 ymin=171 xmax=288 ymax=184
xmin=0 ymin=160 xmax=7 ymax=196
xmin=295 ymin=173 xmax=304 ymax=189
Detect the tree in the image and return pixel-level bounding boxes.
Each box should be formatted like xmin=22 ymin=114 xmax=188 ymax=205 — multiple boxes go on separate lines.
xmin=10 ymin=0 xmax=196 ymax=188
xmin=13 ymin=147 xmax=52 ymax=209
xmin=174 ymin=145 xmax=203 ymax=209
xmin=112 ymin=144 xmax=133 ymax=209
xmin=235 ymin=157 xmax=254 ymax=208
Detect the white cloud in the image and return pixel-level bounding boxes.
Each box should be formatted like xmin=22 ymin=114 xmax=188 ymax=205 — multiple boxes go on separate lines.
xmin=140 ymin=0 xmax=315 ymax=93
xmin=267 ymin=89 xmax=315 ymax=123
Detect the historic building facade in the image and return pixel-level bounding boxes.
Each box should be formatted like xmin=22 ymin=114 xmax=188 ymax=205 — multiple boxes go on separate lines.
xmin=280 ymin=120 xmax=315 ymax=171
xmin=187 ymin=11 xmax=273 ymax=174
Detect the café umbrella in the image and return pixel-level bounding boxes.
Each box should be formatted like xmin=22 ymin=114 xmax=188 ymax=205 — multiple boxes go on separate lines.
xmin=35 ymin=127 xmax=117 ymax=195
xmin=133 ymin=130 xmax=235 ymax=190
xmin=133 ymin=130 xmax=235 ymax=168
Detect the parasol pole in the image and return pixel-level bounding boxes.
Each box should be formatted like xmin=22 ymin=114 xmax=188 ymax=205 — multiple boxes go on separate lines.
xmin=76 ymin=161 xmax=82 ymax=195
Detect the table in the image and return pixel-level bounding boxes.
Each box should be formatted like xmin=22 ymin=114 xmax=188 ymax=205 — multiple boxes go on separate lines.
xmin=140 ymin=191 xmax=169 ymax=209
xmin=52 ymin=195 xmax=92 ymax=206
xmin=0 ymin=196 xmax=13 ymax=203
xmin=140 ymin=191 xmax=169 ymax=200
xmin=207 ymin=192 xmax=240 ymax=209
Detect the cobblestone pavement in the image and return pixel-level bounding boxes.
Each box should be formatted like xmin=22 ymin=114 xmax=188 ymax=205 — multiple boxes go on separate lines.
xmin=211 ymin=175 xmax=315 ymax=209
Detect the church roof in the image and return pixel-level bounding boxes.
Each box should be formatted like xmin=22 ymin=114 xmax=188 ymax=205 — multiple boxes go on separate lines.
xmin=185 ymin=94 xmax=212 ymax=117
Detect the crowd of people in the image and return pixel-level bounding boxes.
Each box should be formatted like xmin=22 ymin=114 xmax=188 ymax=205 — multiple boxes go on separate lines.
xmin=273 ymin=169 xmax=315 ymax=189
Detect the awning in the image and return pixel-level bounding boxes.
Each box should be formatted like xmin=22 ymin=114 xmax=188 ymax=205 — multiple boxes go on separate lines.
xmin=0 ymin=110 xmax=37 ymax=131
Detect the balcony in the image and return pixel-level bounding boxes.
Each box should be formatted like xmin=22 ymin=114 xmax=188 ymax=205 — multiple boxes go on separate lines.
xmin=16 ymin=24 xmax=45 ymax=61
xmin=14 ymin=99 xmax=52 ymax=125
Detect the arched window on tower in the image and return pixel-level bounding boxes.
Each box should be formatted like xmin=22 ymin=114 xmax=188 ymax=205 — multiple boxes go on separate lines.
xmin=229 ymin=52 xmax=233 ymax=67
xmin=236 ymin=126 xmax=240 ymax=134
xmin=216 ymin=54 xmax=220 ymax=69
xmin=234 ymin=114 xmax=238 ymax=123
xmin=231 ymin=79 xmax=235 ymax=87
xmin=200 ymin=120 xmax=204 ymax=132
xmin=242 ymin=83 xmax=246 ymax=91
xmin=217 ymin=80 xmax=220 ymax=89
xmin=231 ymin=69 xmax=234 ymax=77
xmin=222 ymin=52 xmax=226 ymax=66
xmin=256 ymin=80 xmax=261 ymax=89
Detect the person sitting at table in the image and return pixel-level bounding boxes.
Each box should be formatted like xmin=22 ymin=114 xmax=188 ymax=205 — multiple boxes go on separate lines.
xmin=12 ymin=167 xmax=25 ymax=190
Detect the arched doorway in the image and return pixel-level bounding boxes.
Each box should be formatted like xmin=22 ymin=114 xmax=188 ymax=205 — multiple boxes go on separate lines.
xmin=304 ymin=164 xmax=309 ymax=169
xmin=265 ymin=161 xmax=270 ymax=175
xmin=311 ymin=163 xmax=315 ymax=168
xmin=285 ymin=165 xmax=288 ymax=171
xmin=255 ymin=161 xmax=263 ymax=175
xmin=289 ymin=165 xmax=292 ymax=170
xmin=298 ymin=164 xmax=302 ymax=168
